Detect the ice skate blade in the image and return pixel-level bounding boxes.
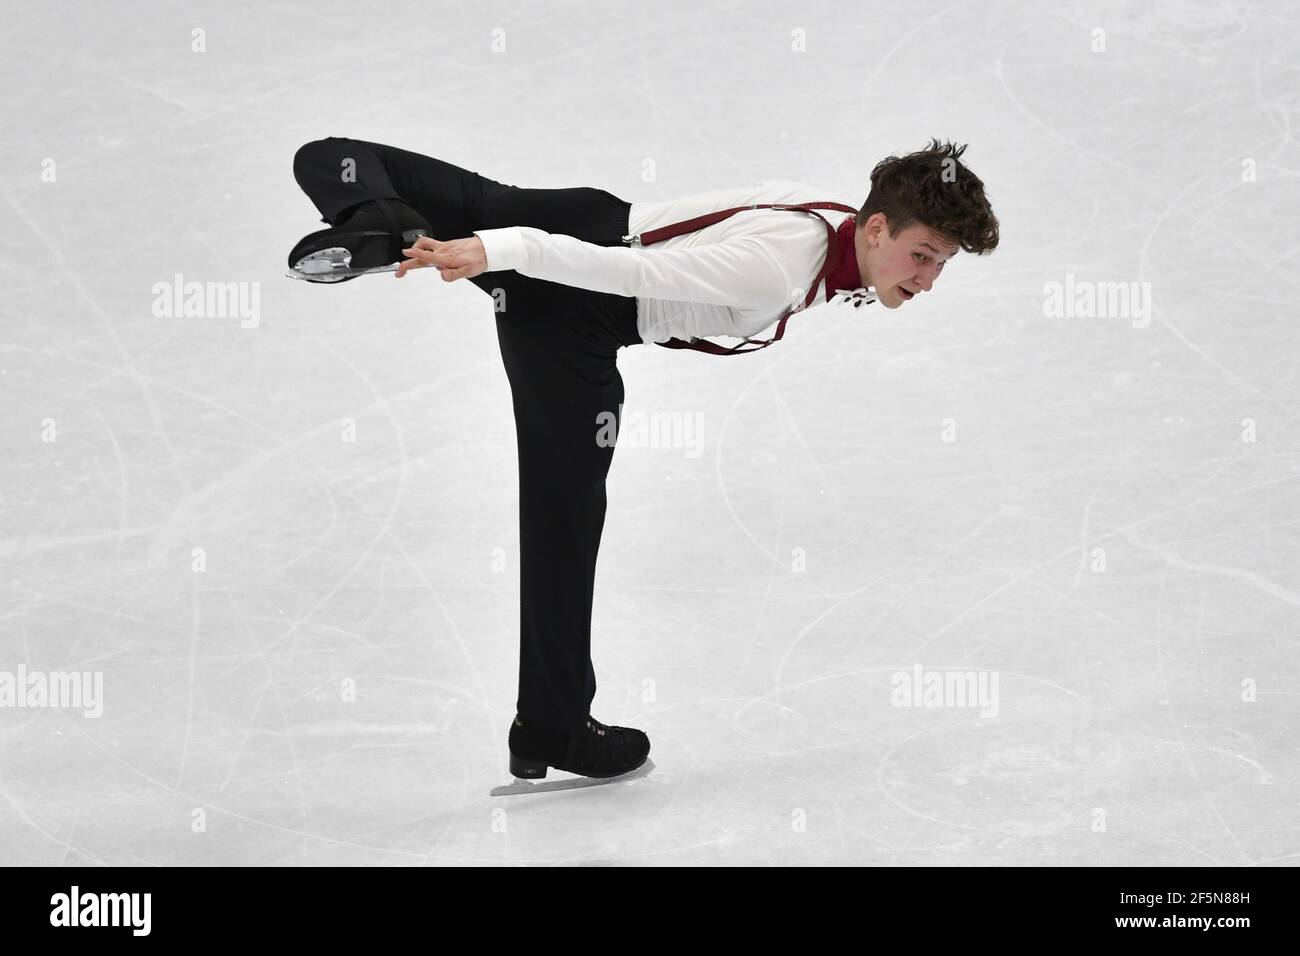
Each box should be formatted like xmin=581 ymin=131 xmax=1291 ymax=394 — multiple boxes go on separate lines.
xmin=489 ymin=758 xmax=655 ymax=797
xmin=285 ymin=246 xmax=401 ymax=282
xmin=284 ymin=264 xmax=398 ymax=282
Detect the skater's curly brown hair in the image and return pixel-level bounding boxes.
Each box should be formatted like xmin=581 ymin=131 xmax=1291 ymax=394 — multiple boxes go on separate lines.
xmin=855 ymin=139 xmax=999 ymax=254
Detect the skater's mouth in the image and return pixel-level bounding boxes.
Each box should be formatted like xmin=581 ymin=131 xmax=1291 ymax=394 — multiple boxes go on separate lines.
xmin=898 ymin=286 xmax=915 ymax=301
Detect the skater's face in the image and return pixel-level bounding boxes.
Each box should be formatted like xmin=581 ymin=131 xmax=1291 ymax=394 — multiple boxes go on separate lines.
xmin=856 ymin=213 xmax=959 ymax=309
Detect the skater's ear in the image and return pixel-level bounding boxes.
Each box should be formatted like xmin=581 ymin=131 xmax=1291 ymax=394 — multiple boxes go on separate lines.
xmin=861 ymin=211 xmax=893 ymax=247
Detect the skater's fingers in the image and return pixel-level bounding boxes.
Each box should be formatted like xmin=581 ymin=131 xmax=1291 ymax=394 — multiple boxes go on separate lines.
xmin=399 ymin=237 xmax=486 ymax=279
xmin=395 ymin=257 xmax=432 ymax=278
xmin=401 ymin=244 xmax=458 ymax=267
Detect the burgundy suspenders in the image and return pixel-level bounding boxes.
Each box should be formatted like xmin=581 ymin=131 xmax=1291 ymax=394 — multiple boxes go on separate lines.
xmin=621 ymin=201 xmax=860 ymax=356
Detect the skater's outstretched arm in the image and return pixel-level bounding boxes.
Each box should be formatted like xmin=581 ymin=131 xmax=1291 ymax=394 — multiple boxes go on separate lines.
xmin=396 ymin=229 xmax=800 ymax=311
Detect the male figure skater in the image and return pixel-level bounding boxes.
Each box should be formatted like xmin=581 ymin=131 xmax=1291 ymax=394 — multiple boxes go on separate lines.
xmin=288 ymin=137 xmax=998 ymax=782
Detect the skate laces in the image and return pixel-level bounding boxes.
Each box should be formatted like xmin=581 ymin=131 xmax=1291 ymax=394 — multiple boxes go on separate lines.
xmin=581 ymin=717 xmax=638 ymax=765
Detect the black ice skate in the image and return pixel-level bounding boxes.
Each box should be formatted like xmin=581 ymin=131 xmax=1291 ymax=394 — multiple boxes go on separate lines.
xmin=506 ymin=714 xmax=651 ymax=782
xmin=285 ymin=197 xmax=431 ymax=282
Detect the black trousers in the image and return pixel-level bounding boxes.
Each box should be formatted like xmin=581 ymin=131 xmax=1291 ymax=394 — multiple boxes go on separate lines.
xmin=292 ymin=137 xmax=643 ymax=737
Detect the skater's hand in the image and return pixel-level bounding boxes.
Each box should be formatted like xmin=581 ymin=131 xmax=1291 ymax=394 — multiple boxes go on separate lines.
xmin=396 ymin=236 xmax=487 ymax=282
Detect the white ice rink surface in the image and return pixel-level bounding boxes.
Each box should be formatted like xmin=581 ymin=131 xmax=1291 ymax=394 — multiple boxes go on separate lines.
xmin=1 ymin=0 xmax=1298 ymax=866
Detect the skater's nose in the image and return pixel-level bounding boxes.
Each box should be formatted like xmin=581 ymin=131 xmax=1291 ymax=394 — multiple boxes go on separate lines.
xmin=915 ymin=263 xmax=939 ymax=292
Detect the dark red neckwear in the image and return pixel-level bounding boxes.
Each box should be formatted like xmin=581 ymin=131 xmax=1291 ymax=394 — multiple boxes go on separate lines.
xmin=622 ymin=201 xmax=868 ymax=356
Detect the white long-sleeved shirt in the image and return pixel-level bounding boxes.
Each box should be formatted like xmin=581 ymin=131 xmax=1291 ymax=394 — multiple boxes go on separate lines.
xmin=472 ymin=180 xmax=859 ymax=345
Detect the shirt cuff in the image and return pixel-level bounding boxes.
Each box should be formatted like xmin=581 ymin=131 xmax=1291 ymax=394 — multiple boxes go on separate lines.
xmin=472 ymin=227 xmax=529 ymax=273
